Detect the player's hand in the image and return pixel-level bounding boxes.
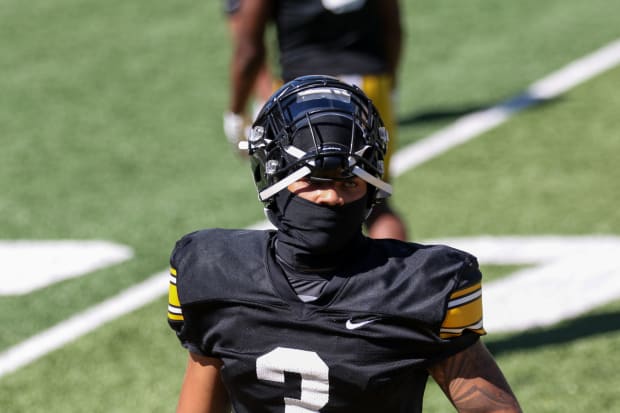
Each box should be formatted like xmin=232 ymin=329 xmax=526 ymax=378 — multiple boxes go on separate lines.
xmin=223 ymin=111 xmax=249 ymax=145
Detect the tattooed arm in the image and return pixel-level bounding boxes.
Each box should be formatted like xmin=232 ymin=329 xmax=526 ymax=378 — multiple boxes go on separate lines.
xmin=428 ymin=340 xmax=522 ymax=412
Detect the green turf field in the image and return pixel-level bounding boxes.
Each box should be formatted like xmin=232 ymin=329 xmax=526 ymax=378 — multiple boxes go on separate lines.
xmin=1 ymin=0 xmax=619 ymax=411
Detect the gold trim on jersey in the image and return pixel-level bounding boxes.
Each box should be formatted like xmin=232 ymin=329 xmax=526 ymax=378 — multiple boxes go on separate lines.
xmin=440 ymin=282 xmax=486 ymax=338
xmin=168 ymin=267 xmax=184 ymax=321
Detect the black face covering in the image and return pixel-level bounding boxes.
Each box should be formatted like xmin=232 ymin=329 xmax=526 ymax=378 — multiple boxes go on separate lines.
xmin=273 ymin=191 xmax=368 ymax=271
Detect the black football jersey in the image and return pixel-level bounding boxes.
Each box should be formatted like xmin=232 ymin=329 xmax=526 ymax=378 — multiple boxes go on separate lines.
xmin=168 ymin=229 xmax=486 ymax=413
xmin=273 ymin=0 xmax=388 ymax=81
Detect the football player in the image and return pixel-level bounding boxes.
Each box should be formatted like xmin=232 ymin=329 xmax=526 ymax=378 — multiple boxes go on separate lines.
xmin=170 ymin=76 xmax=521 ymax=413
xmin=226 ymin=0 xmax=407 ymax=241
xmin=223 ymin=0 xmax=274 ymax=152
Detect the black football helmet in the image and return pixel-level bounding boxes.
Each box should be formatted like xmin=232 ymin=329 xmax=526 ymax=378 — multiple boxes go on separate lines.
xmin=245 ymin=75 xmax=392 ymax=215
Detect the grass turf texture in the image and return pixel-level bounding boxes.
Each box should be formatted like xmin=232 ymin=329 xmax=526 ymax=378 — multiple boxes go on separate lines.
xmin=1 ymin=0 xmax=620 ymax=411
xmin=394 ymin=66 xmax=620 ymax=238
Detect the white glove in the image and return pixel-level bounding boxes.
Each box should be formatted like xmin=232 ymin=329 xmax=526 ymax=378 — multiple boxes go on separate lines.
xmin=223 ymin=111 xmax=248 ymax=145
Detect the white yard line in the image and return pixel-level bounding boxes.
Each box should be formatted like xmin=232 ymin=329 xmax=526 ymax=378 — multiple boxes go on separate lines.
xmin=0 ymin=272 xmax=168 ymax=377
xmin=391 ymin=38 xmax=620 ymax=176
xmin=0 ymin=241 xmax=133 ymax=295
xmin=2 ymin=38 xmax=620 ymax=379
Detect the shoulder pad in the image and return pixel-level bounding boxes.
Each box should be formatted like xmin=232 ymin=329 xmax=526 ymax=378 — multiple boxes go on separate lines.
xmin=170 ymin=229 xmax=276 ymax=305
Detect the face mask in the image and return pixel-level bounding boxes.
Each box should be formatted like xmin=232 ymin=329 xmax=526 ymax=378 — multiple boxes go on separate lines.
xmin=273 ymin=191 xmax=368 ymax=269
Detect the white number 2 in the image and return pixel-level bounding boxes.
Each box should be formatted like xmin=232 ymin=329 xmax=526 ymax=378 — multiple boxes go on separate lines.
xmin=257 ymin=347 xmax=329 ymax=412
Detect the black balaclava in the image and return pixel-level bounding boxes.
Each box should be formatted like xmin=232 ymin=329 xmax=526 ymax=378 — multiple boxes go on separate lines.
xmin=272 ymin=189 xmax=368 ymax=272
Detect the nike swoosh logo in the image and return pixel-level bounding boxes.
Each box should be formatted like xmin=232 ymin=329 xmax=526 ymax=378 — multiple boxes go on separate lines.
xmin=345 ymin=318 xmax=379 ymax=330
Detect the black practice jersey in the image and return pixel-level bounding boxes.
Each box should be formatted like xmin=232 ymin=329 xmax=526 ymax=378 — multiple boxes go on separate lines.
xmin=168 ymin=229 xmax=486 ymax=413
xmin=273 ymin=0 xmax=388 ymax=81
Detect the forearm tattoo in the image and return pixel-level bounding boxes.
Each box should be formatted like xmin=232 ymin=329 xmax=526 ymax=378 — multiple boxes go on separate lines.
xmin=429 ymin=341 xmax=522 ymax=412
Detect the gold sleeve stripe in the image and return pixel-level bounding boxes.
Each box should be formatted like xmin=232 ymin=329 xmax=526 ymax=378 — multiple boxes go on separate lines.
xmin=449 ymin=282 xmax=481 ymax=300
xmin=167 ymin=266 xmax=183 ymax=321
xmin=441 ymin=319 xmax=484 ymax=333
xmin=440 ymin=284 xmax=486 ymax=338
xmin=168 ymin=283 xmax=181 ymax=307
xmin=168 ymin=312 xmax=184 ymax=322
xmin=448 ymin=288 xmax=482 ymax=309
xmin=168 ymin=301 xmax=183 ymax=321
xmin=440 ymin=319 xmax=485 ymax=338
xmin=168 ymin=304 xmax=182 ymax=314
xmin=443 ymin=299 xmax=483 ymax=328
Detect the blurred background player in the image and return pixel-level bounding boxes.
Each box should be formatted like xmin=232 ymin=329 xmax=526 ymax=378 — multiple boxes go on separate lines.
xmin=227 ymin=0 xmax=408 ymax=241
xmin=223 ymin=0 xmax=274 ymax=152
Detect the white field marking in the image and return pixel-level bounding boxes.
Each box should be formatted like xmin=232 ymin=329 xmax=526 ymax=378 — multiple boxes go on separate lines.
xmin=2 ymin=38 xmax=620 ymax=378
xmin=0 ymin=271 xmax=168 ymax=377
xmin=390 ymin=38 xmax=620 ymax=177
xmin=430 ymin=236 xmax=620 ymax=333
xmin=0 ymin=240 xmax=133 ymax=295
